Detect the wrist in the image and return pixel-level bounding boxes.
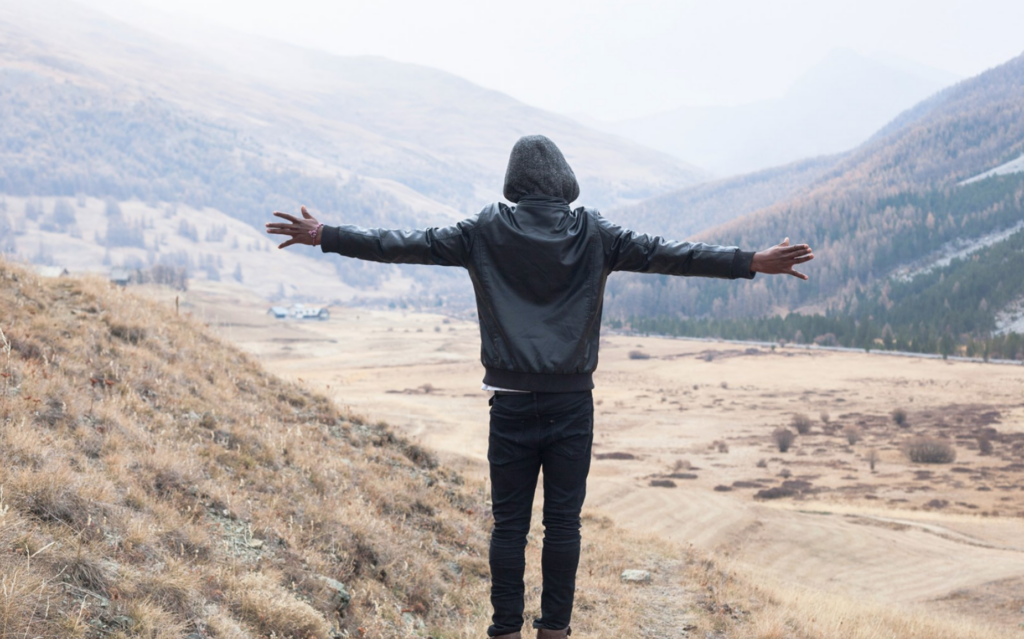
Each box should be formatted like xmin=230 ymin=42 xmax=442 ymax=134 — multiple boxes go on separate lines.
xmin=750 ymin=251 xmax=763 ymax=273
xmin=311 ymin=222 xmax=324 ymax=246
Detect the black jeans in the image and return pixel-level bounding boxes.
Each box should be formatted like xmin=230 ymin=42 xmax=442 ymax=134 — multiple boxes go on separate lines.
xmin=487 ymin=390 xmax=594 ymax=637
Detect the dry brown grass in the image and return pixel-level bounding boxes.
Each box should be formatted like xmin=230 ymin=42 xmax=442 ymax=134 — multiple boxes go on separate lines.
xmin=718 ymin=563 xmax=1011 ymax=639
xmin=1 ymin=259 xmax=1016 ymax=639
xmin=0 ymin=261 xmax=497 ymax=637
xmin=1 ymin=260 xmax=749 ymax=638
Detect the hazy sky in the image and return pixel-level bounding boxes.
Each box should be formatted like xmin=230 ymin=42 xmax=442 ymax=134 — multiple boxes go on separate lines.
xmin=81 ymin=0 xmax=1024 ymax=121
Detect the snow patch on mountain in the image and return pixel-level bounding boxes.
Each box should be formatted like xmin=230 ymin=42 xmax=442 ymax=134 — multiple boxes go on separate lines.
xmin=996 ymin=297 xmax=1024 ymax=335
xmin=960 ymin=153 xmax=1024 ymax=185
xmin=891 ymin=220 xmax=1024 ymax=282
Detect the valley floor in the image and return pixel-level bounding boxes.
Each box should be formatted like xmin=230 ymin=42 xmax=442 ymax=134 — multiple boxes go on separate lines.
xmin=177 ymin=281 xmax=1024 ymax=636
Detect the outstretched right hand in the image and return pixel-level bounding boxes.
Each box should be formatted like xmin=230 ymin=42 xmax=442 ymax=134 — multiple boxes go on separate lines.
xmin=265 ymin=205 xmax=322 ymax=249
xmin=750 ymin=238 xmax=814 ymax=280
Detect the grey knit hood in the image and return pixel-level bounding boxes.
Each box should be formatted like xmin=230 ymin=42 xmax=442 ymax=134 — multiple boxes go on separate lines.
xmin=502 ymin=135 xmax=580 ymax=204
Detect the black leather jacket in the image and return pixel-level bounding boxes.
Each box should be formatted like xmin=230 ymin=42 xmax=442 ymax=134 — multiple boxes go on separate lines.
xmin=320 ymin=195 xmax=755 ymax=392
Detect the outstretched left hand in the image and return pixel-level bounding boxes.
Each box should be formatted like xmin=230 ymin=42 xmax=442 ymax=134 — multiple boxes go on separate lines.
xmin=265 ymin=205 xmax=322 ymax=249
xmin=751 ymin=237 xmax=815 ymax=280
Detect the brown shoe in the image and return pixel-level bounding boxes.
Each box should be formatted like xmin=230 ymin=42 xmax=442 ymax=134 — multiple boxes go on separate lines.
xmin=492 ymin=633 xmax=522 ymax=639
xmin=536 ymin=628 xmax=571 ymax=638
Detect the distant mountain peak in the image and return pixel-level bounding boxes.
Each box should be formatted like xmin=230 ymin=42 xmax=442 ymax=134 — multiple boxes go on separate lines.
xmin=592 ymin=48 xmax=960 ymax=177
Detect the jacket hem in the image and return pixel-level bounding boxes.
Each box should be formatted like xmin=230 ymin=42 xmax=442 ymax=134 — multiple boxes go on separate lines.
xmin=483 ymin=367 xmax=594 ymax=393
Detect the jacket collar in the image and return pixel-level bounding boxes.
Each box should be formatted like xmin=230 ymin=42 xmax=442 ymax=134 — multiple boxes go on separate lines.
xmin=514 ymin=194 xmax=571 ymax=210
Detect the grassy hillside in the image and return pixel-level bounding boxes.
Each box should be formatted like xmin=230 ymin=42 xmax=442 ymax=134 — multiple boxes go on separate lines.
xmin=1 ymin=263 xmax=1012 ymax=638
xmin=0 ymin=259 xmax=748 ymax=639
xmin=605 ymin=50 xmax=1024 ymax=346
xmin=0 ymin=259 xmax=495 ymax=637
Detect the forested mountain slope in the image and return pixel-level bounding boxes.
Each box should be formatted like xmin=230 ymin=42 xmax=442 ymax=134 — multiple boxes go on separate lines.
xmin=607 ymin=153 xmax=844 ymax=244
xmin=624 ymin=173 xmax=1024 ymax=360
xmin=605 ymin=50 xmax=1024 ymax=350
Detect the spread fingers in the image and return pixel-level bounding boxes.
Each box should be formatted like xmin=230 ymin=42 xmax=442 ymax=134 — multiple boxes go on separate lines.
xmin=273 ymin=211 xmax=301 ymax=223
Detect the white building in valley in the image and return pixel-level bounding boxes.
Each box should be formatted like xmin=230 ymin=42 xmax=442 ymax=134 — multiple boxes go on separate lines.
xmin=267 ymin=303 xmax=330 ymax=320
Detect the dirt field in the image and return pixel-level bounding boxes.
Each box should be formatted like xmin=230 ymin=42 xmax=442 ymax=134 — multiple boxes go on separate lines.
xmin=171 ymin=281 xmax=1024 ymax=633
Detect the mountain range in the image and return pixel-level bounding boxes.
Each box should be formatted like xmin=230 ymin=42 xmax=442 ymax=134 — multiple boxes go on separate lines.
xmin=587 ymin=49 xmax=960 ymax=176
xmin=0 ymin=0 xmax=706 ymax=215
xmin=0 ymin=0 xmax=703 ymax=298
xmin=1 ymin=0 xmax=1022 ymax=356
xmin=603 ymin=50 xmax=1024 ymax=357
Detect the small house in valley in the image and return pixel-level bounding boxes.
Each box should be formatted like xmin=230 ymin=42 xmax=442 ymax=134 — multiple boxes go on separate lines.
xmin=267 ymin=304 xmax=330 ymax=320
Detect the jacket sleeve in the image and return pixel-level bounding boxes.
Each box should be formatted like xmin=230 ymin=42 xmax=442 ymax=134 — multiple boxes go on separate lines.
xmin=319 ymin=216 xmax=477 ymax=268
xmin=594 ymin=213 xmax=755 ymax=279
